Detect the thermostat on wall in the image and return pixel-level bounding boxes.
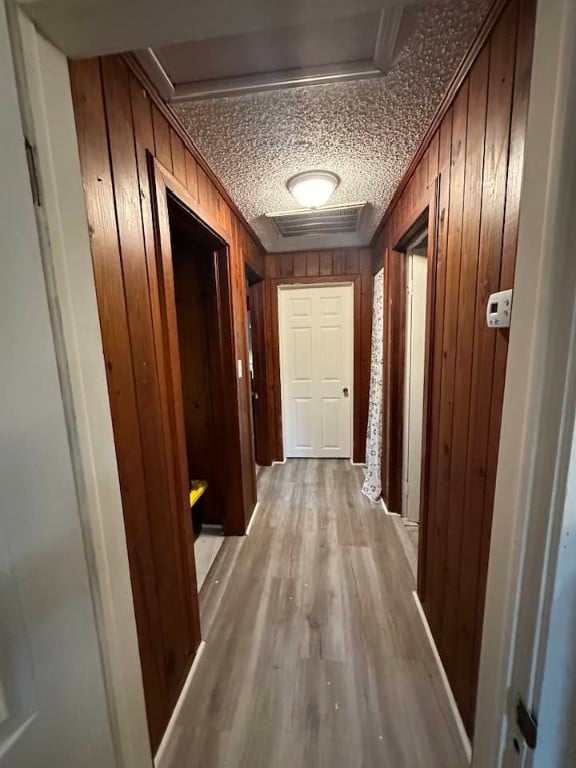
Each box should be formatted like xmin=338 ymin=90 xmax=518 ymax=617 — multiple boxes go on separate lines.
xmin=486 ymin=289 xmax=513 ymax=328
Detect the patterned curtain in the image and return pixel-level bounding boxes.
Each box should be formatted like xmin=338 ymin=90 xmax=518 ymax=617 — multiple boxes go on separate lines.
xmin=362 ymin=269 xmax=384 ymax=501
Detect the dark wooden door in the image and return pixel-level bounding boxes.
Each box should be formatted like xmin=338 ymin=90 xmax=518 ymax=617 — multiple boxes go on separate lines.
xmin=248 ymin=280 xmax=272 ymax=466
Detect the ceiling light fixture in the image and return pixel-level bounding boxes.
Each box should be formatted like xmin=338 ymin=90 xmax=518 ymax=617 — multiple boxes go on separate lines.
xmin=287 ymin=170 xmax=340 ymax=209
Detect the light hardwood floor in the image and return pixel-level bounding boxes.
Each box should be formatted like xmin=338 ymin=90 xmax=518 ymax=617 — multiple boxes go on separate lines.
xmin=194 ymin=528 xmax=225 ymax=591
xmin=166 ymin=460 xmax=466 ymax=768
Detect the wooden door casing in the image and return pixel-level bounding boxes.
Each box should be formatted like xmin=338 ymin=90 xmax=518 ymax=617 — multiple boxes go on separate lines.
xmin=249 ymin=280 xmax=273 ymax=466
xmin=149 ymin=156 xmax=251 ymax=538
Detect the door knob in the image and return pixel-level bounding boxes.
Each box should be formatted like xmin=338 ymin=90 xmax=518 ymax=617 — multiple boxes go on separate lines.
xmin=343 ymin=387 xmax=349 ymax=397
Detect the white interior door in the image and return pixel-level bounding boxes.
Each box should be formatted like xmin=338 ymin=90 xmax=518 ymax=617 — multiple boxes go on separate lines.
xmin=0 ymin=4 xmax=116 ymax=765
xmin=280 ymin=284 xmax=353 ymax=458
xmin=403 ymin=246 xmax=428 ymax=522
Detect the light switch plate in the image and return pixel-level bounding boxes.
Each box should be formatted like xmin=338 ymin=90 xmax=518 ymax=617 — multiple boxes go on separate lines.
xmin=487 ymin=289 xmax=513 ymax=328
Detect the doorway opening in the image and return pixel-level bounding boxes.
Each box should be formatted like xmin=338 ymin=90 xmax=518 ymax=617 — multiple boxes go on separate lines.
xmin=399 ymin=229 xmax=429 ymax=567
xmin=402 ymin=231 xmax=429 ymax=536
xmin=167 ymin=197 xmax=231 ymax=591
xmin=245 ymin=266 xmax=269 ymax=487
xmin=278 ymin=283 xmax=354 ymax=459
xmin=387 ymin=192 xmax=438 ymax=585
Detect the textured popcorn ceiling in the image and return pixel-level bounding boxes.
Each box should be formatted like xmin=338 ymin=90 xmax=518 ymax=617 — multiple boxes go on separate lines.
xmin=175 ymin=0 xmax=491 ymax=252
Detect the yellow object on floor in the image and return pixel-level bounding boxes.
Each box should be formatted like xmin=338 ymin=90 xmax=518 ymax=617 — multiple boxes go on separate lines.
xmin=189 ymin=479 xmax=208 ymax=508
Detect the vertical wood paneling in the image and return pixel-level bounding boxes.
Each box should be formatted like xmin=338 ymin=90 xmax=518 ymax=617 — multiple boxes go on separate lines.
xmin=430 ymin=82 xmax=469 ymax=655
xmin=421 ymin=109 xmax=452 ymax=612
xmin=101 ymin=56 xmax=196 ymax=707
xmin=456 ymin=1 xmax=518 ymax=731
xmin=345 ymin=249 xmax=360 ymax=274
xmin=230 ymin=218 xmax=257 ymax=523
xmin=319 ymin=251 xmax=333 ymax=275
xmin=333 ymin=250 xmax=346 ymax=275
xmin=444 ymin=47 xmax=490 ymax=706
xmin=280 ymin=252 xmax=294 ymax=277
xmin=184 ymin=150 xmax=198 ymax=200
xmin=471 ymin=0 xmax=536 ymax=725
xmin=293 ymin=252 xmax=306 ymax=277
xmin=169 ymin=129 xmax=186 ymax=186
xmin=306 ymin=251 xmax=320 ymax=276
xmin=427 ymin=132 xmax=440 ymax=187
xmin=197 ymin=166 xmax=209 ymax=208
xmin=70 ymin=57 xmax=169 ymax=750
xmin=249 ymin=280 xmax=271 ymax=465
xmin=151 ymin=106 xmax=172 ymax=171
xmin=70 ymin=53 xmax=263 ymax=750
xmin=373 ymin=0 xmax=534 ymax=736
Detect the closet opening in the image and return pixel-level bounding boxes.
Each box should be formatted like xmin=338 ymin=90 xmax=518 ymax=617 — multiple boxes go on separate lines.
xmin=169 ymin=199 xmax=227 ymax=589
xmin=388 ymin=182 xmax=438 ymax=586
xmin=150 ymin=156 xmax=250 ymax=593
xmin=401 ymin=229 xmax=428 ymax=554
xmin=246 ymin=266 xmax=271 ymax=474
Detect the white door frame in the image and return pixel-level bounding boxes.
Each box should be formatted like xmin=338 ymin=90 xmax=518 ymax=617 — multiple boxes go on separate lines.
xmin=11 ymin=0 xmax=576 ymax=766
xmin=473 ymin=0 xmax=576 ymax=765
xmin=278 ymin=282 xmax=354 ymax=460
xmin=402 ymin=231 xmax=428 ymax=523
xmin=9 ymin=10 xmax=151 ymax=768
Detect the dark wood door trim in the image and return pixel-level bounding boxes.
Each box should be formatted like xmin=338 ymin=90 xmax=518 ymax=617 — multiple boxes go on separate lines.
xmin=417 ymin=180 xmax=441 ymax=600
xmin=248 ymin=280 xmax=273 ymax=465
xmin=270 ymin=274 xmax=362 ymax=462
xmin=148 ymin=153 xmax=248 ymax=537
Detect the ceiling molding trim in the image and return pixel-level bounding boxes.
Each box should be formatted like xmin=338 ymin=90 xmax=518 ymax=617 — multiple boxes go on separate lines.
xmin=123 ymin=52 xmax=266 ymax=253
xmin=371 ymin=0 xmax=512 ymax=245
xmin=169 ymin=8 xmax=405 ymax=103
xmin=170 ymin=61 xmax=381 ymax=102
xmin=133 ymin=48 xmax=175 ymax=102
xmin=373 ymin=7 xmax=404 ymax=72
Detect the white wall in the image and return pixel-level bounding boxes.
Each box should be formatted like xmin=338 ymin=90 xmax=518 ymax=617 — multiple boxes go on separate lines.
xmin=534 ymin=416 xmax=576 ymax=766
xmin=11 ymin=9 xmax=152 ymax=767
xmin=0 ymin=1 xmax=116 ymax=763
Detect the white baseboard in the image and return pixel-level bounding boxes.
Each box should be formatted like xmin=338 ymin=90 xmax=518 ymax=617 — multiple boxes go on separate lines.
xmin=350 ymin=460 xmax=366 ymax=467
xmin=381 ymin=498 xmax=400 ymax=516
xmin=154 ymin=640 xmax=207 ymax=768
xmin=272 ymin=459 xmax=286 ymax=465
xmin=245 ymin=502 xmax=260 ymax=536
xmin=411 ymin=592 xmax=472 ymax=763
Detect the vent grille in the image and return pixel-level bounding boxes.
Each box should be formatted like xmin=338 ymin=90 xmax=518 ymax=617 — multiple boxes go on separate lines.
xmin=266 ymin=202 xmax=366 ymax=238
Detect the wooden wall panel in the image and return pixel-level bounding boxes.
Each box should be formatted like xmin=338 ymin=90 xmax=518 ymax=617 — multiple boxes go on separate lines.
xmin=444 ymin=48 xmax=490 ymax=703
xmin=372 ymin=0 xmax=535 ymax=735
xmin=69 ymin=57 xmax=169 ymax=750
xmin=70 ymin=55 xmax=263 ymax=750
xmin=101 ymin=56 xmax=198 ymax=709
xmin=230 ymin=218 xmax=257 ymax=523
xmin=263 ymin=249 xmax=373 ymax=464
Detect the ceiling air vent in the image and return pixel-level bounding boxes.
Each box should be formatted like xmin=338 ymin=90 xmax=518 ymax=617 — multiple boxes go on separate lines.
xmin=266 ymin=202 xmax=366 ymax=238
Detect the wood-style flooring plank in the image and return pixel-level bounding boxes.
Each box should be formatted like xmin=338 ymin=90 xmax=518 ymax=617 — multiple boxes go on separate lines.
xmin=164 ymin=460 xmax=467 ymax=768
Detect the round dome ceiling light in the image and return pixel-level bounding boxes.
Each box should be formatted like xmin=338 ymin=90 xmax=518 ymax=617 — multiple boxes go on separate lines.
xmin=287 ymin=170 xmax=340 ymax=209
